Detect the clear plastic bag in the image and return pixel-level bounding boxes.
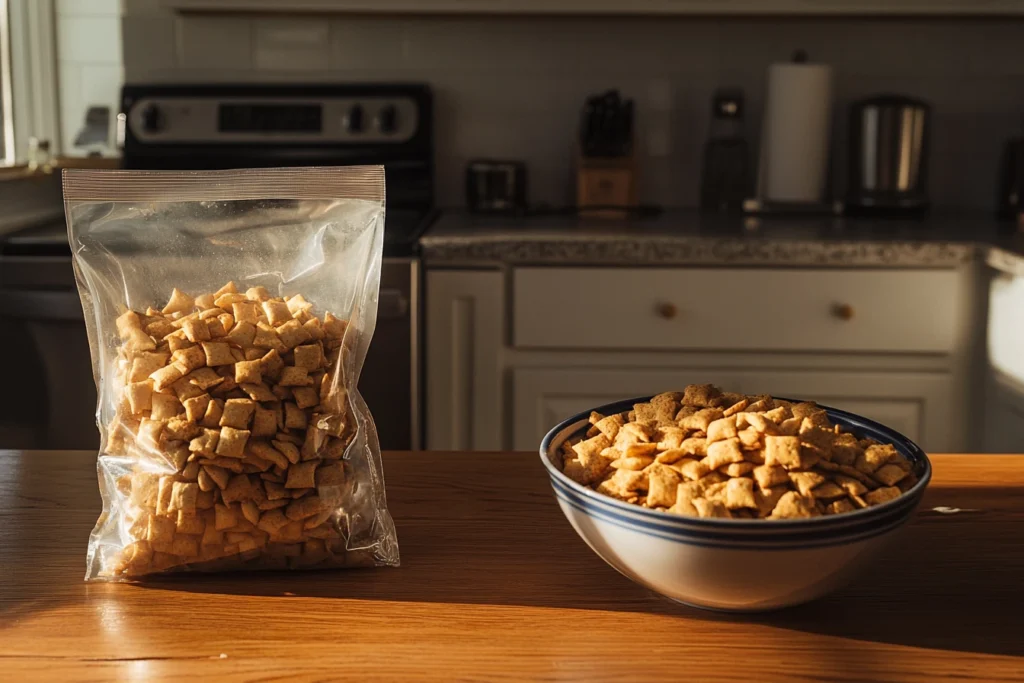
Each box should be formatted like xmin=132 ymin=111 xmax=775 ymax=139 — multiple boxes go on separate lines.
xmin=65 ymin=166 xmax=399 ymax=580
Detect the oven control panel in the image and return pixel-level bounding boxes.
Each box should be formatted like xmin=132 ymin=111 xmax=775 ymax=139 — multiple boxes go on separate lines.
xmin=126 ymin=96 xmax=419 ymax=144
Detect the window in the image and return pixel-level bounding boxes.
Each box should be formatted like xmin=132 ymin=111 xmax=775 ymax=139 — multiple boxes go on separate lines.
xmin=0 ymin=0 xmax=59 ymax=169
xmin=0 ymin=0 xmax=14 ymax=165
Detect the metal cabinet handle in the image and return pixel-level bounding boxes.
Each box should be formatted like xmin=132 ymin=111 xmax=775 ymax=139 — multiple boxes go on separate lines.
xmin=832 ymin=303 xmax=855 ymax=321
xmin=656 ymin=302 xmax=678 ymax=320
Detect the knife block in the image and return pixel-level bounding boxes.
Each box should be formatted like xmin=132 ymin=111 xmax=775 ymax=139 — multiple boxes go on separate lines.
xmin=576 ymin=153 xmax=637 ymax=218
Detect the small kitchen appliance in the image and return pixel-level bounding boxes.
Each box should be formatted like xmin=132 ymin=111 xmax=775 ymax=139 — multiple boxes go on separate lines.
xmin=465 ymin=159 xmax=527 ymax=214
xmin=846 ymin=94 xmax=931 ymax=217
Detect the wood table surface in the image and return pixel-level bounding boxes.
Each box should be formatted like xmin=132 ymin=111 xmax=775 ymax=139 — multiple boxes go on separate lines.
xmin=2 ymin=450 xmax=1024 ymax=683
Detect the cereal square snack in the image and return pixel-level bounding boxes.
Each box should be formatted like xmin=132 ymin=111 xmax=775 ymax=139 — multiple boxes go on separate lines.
xmin=561 ymin=385 xmax=917 ymax=522
xmin=75 ymin=277 xmax=392 ymax=579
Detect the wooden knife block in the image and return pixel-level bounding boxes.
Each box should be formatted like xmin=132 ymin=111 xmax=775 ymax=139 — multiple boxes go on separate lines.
xmin=576 ymin=153 xmax=637 ymax=218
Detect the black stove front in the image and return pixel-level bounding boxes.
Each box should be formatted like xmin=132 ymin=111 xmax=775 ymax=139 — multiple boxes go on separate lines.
xmin=121 ymin=83 xmax=435 ymax=259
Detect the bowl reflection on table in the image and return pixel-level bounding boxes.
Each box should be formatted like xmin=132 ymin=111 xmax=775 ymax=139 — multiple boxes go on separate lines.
xmin=539 ymin=396 xmax=932 ymax=612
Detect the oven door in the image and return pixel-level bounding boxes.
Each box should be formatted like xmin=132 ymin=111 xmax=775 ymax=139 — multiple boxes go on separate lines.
xmin=358 ymin=257 xmax=420 ymax=451
xmin=0 ymin=256 xmax=98 ymax=450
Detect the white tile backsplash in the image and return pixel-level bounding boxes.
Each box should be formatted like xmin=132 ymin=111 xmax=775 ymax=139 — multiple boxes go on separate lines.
xmin=176 ymin=15 xmax=252 ymax=70
xmin=254 ymin=19 xmax=330 ymax=71
xmin=121 ymin=0 xmax=169 ymax=14
xmin=329 ymin=18 xmax=410 ymax=70
xmin=58 ymin=61 xmax=85 ymax=155
xmin=80 ymin=63 xmax=124 ymax=145
xmin=122 ymin=15 xmax=177 ymax=79
xmin=58 ymin=15 xmax=122 ymax=64
xmin=81 ymin=63 xmax=123 ymax=108
xmin=104 ymin=12 xmax=1024 ymax=209
xmin=57 ymin=0 xmax=120 ymax=16
xmin=57 ymin=6 xmax=123 ymax=157
xmin=59 ymin=61 xmax=124 ymax=155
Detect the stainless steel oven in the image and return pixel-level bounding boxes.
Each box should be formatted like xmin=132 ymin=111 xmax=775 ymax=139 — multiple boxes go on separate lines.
xmin=0 ymin=83 xmax=434 ymax=451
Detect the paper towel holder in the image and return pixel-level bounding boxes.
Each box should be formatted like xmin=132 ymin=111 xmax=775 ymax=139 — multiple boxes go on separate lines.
xmin=744 ymin=49 xmax=842 ymax=217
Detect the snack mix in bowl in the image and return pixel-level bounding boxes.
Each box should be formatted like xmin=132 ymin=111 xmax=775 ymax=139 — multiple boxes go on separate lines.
xmin=560 ymin=384 xmax=919 ymax=520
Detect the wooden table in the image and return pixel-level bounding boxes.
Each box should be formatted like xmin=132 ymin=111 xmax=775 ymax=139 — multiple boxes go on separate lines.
xmin=2 ymin=451 xmax=1024 ymax=682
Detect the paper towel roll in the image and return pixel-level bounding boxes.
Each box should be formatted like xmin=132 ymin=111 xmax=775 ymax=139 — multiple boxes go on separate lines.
xmin=760 ymin=61 xmax=833 ymax=204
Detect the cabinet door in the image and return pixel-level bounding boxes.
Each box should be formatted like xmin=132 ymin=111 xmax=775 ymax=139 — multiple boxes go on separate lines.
xmin=425 ymin=270 xmax=504 ymax=451
xmin=512 ymin=367 xmax=952 ymax=452
xmin=984 ymin=374 xmax=1024 ymax=453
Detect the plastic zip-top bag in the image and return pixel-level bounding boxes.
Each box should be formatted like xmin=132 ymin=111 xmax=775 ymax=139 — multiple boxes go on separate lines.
xmin=65 ymin=166 xmax=399 ymax=580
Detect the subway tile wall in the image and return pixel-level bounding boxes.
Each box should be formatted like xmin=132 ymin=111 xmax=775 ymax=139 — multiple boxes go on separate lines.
xmin=116 ymin=2 xmax=1024 ymax=209
xmin=56 ymin=0 xmax=123 ymax=157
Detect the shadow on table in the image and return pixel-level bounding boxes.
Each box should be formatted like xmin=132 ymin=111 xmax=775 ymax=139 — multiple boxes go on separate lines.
xmin=697 ymin=499 xmax=1024 ymax=659
xmin=145 ymin=485 xmax=1024 ymax=659
xmin=0 ymin=451 xmax=98 ymax=626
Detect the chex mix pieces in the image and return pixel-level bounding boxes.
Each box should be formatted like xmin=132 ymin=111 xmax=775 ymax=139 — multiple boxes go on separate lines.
xmin=104 ymin=282 xmax=363 ymax=576
xmin=561 ymin=385 xmax=918 ymax=519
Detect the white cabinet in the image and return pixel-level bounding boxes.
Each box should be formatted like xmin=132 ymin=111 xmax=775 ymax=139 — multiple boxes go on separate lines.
xmin=985 ymin=376 xmax=1024 ymax=453
xmin=426 ymin=266 xmax=967 ymax=454
xmin=514 ymin=267 xmax=959 ymax=353
xmin=511 ymin=367 xmax=951 ymax=451
xmin=982 ymin=268 xmax=1024 ymax=452
xmin=425 ymin=270 xmax=504 ymax=451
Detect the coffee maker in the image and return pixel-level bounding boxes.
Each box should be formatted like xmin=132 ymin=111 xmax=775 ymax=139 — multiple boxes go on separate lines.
xmin=846 ymin=94 xmax=930 ymax=217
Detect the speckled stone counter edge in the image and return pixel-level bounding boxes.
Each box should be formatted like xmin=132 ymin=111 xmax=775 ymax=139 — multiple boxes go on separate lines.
xmin=987 ymin=246 xmax=1024 ymax=277
xmin=420 ymin=235 xmax=994 ymax=269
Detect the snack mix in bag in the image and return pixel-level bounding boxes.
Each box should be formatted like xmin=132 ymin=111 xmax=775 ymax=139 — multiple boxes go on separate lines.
xmin=65 ymin=166 xmax=398 ymax=580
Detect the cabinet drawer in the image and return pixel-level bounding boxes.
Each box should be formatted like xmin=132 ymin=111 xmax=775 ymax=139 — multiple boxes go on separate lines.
xmin=513 ymin=267 xmax=959 ymax=353
xmin=511 ymin=366 xmax=952 ymax=451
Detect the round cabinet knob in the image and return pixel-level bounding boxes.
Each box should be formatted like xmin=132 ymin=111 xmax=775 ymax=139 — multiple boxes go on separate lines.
xmin=343 ymin=104 xmax=364 ymax=133
xmin=832 ymin=303 xmax=855 ymax=321
xmin=376 ymin=105 xmax=398 ymax=134
xmin=656 ymin=302 xmax=678 ymax=320
xmin=140 ymin=104 xmax=164 ymax=133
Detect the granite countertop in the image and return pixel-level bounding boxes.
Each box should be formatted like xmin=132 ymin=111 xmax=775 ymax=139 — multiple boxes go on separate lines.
xmin=421 ymin=210 xmax=1024 ymax=274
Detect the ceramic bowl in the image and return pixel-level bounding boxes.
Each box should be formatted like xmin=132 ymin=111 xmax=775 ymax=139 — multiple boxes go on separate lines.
xmin=539 ymin=396 xmax=932 ymax=612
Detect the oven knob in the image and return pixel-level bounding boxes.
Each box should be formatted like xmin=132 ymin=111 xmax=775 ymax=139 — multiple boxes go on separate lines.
xmin=140 ymin=104 xmax=164 ymax=133
xmin=343 ymin=104 xmax=364 ymax=133
xmin=376 ymin=105 xmax=398 ymax=134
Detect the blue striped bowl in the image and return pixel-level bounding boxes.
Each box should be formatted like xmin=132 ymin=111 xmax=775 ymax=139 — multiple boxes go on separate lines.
xmin=539 ymin=396 xmax=932 ymax=612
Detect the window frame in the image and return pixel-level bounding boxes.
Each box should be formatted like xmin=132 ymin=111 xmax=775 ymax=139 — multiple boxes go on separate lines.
xmin=1 ymin=0 xmax=60 ymax=169
xmin=0 ymin=0 xmax=15 ymax=166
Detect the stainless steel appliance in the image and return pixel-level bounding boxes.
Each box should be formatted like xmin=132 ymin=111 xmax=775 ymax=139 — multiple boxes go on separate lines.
xmin=846 ymin=94 xmax=930 ymax=217
xmin=465 ymin=159 xmax=527 ymax=214
xmin=0 ymin=83 xmax=434 ymax=451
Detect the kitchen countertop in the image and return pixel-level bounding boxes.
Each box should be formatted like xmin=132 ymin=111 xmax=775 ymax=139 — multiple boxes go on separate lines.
xmin=3 ymin=449 xmax=1024 ymax=682
xmin=421 ymin=211 xmax=1024 ymax=274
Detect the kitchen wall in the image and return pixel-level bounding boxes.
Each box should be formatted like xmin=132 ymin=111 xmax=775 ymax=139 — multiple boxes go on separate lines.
xmin=116 ymin=1 xmax=1024 ymax=209
xmin=56 ymin=0 xmax=123 ymax=157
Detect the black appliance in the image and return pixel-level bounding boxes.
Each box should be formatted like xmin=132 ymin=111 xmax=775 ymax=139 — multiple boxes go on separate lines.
xmin=465 ymin=159 xmax=527 ymax=214
xmin=700 ymin=88 xmax=751 ymax=211
xmin=846 ymin=94 xmax=930 ymax=217
xmin=579 ymin=89 xmax=634 ymax=159
xmin=0 ymin=83 xmax=435 ymax=451
xmin=997 ymin=137 xmax=1024 ymax=225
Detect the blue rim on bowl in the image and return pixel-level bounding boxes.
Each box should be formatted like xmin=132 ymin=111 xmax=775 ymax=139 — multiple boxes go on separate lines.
xmin=539 ymin=395 xmax=932 ymax=533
